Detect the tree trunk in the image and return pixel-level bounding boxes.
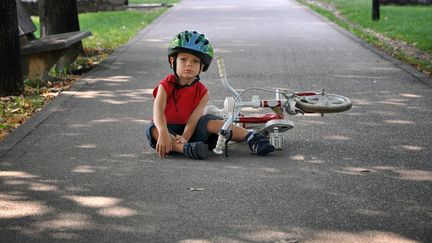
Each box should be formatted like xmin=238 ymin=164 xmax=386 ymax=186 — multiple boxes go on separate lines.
xmin=0 ymin=0 xmax=24 ymax=96
xmin=39 ymin=0 xmax=82 ymax=73
xmin=40 ymin=0 xmax=80 ymax=37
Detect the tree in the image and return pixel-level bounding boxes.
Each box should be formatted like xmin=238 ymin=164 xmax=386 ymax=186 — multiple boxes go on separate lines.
xmin=39 ymin=0 xmax=82 ymax=72
xmin=0 ymin=0 xmax=24 ymax=96
xmin=39 ymin=0 xmax=80 ymax=37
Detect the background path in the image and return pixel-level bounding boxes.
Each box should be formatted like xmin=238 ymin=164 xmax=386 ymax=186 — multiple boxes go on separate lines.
xmin=1 ymin=0 xmax=431 ymax=242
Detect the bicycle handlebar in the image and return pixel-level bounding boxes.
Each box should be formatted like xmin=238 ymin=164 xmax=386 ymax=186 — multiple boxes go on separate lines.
xmin=216 ymin=57 xmax=240 ymax=99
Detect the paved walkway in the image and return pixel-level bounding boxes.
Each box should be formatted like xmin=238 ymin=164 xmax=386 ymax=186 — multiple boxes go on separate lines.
xmin=1 ymin=0 xmax=431 ymax=242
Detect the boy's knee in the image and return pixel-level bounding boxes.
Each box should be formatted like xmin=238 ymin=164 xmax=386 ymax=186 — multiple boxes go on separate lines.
xmin=146 ymin=124 xmax=157 ymax=149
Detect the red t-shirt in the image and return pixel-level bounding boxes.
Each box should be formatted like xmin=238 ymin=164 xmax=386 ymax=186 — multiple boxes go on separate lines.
xmin=153 ymin=74 xmax=208 ymax=124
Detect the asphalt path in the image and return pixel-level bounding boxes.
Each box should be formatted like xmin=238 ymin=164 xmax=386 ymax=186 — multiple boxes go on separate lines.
xmin=1 ymin=0 xmax=431 ymax=242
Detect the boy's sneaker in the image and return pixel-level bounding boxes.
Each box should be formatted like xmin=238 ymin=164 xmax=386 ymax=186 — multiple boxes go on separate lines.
xmin=247 ymin=133 xmax=275 ymax=156
xmin=183 ymin=142 xmax=209 ymax=160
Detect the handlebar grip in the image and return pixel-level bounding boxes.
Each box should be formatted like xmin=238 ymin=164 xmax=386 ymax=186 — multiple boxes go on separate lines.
xmin=216 ymin=57 xmax=226 ymax=78
xmin=213 ymin=133 xmax=225 ymax=154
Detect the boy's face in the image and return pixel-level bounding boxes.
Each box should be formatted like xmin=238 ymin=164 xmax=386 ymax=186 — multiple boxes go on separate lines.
xmin=170 ymin=52 xmax=203 ymax=84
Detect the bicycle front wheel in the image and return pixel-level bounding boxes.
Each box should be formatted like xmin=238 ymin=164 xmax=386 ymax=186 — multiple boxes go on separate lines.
xmin=294 ymin=93 xmax=352 ymax=113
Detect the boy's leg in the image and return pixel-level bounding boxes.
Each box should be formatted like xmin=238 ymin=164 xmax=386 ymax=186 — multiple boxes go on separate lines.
xmin=147 ymin=125 xmax=188 ymax=152
xmin=206 ymin=119 xmax=248 ymax=142
xmin=146 ymin=123 xmax=208 ymax=160
xmin=206 ymin=118 xmax=275 ymax=155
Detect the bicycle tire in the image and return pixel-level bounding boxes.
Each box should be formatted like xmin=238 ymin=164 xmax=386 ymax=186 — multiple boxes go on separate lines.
xmin=294 ymin=93 xmax=352 ymax=113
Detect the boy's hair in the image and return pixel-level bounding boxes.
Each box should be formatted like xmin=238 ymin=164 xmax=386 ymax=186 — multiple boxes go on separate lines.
xmin=168 ymin=30 xmax=214 ymax=72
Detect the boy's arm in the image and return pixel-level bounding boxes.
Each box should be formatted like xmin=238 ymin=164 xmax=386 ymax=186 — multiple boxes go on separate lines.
xmin=153 ymin=85 xmax=172 ymax=157
xmin=181 ymin=93 xmax=209 ymax=142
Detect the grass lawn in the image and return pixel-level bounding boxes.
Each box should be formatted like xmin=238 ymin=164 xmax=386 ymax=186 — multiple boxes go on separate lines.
xmin=298 ymin=0 xmax=432 ymax=74
xmin=320 ymin=0 xmax=432 ymax=53
xmin=32 ymin=9 xmax=167 ymax=50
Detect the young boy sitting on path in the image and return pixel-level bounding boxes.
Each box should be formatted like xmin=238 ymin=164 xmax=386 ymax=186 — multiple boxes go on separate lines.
xmin=146 ymin=30 xmax=275 ymax=160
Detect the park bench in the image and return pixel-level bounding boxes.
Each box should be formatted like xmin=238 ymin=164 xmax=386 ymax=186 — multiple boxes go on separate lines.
xmin=17 ymin=0 xmax=92 ymax=81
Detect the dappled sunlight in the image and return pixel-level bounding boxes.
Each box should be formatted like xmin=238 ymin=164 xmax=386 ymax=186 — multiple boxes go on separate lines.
xmin=290 ymin=154 xmax=305 ymax=161
xmin=296 ymin=155 xmax=327 ymax=166
xmin=334 ymin=165 xmax=432 ymax=181
xmin=0 ymin=194 xmax=51 ymax=219
xmin=306 ymin=159 xmax=326 ymax=164
xmin=372 ymin=166 xmax=432 ymax=182
xmin=0 ymin=171 xmax=38 ymax=179
xmin=35 ymin=213 xmax=91 ymax=231
xmin=394 ymin=169 xmax=432 ymax=182
xmin=71 ymin=165 xmax=96 ymax=173
xmin=29 ymin=182 xmax=58 ymax=192
xmin=64 ymin=195 xmax=121 ymax=208
xmin=179 ymin=240 xmax=212 ymax=243
xmin=369 ymin=110 xmax=398 ymax=116
xmin=400 ymin=145 xmax=425 ymax=151
xmin=225 ymin=165 xmax=243 ymax=170
xmin=391 ymin=144 xmax=425 ymax=152
xmin=63 ymin=195 xmax=138 ymax=218
xmin=74 ymin=90 xmax=115 ymax=99
xmin=260 ymin=167 xmax=280 ymax=173
xmin=356 ymin=209 xmax=387 ymax=217
xmin=95 ymin=76 xmax=132 ymax=82
xmin=91 ymin=118 xmax=121 ymax=123
xmin=335 ymin=167 xmax=376 ymax=176
xmin=351 ymin=98 xmax=372 ymax=105
xmin=323 ymin=135 xmax=352 ymax=141
xmin=112 ymin=154 xmax=137 ymax=158
xmin=240 ymin=229 xmax=298 ymax=242
xmin=143 ymin=38 xmax=165 ymax=42
xmin=142 ymin=88 xmax=154 ymax=95
xmin=71 ymin=88 xmax=152 ymax=106
xmin=400 ymin=93 xmax=422 ymax=98
xmin=384 ymin=119 xmax=415 ymax=125
xmin=302 ymin=113 xmax=322 ymax=117
xmin=305 ymin=230 xmax=419 ymax=243
xmin=4 ymin=179 xmax=27 ymax=185
xmin=69 ymin=124 xmax=92 ymax=128
xmin=75 ymin=144 xmax=97 ymax=149
xmin=378 ymin=98 xmax=409 ymax=106
xmin=384 ymin=120 xmax=416 ymax=125
xmin=214 ymin=47 xmax=232 ymax=53
xmin=333 ymin=74 xmax=387 ymax=80
xmin=97 ymin=206 xmax=138 ymax=217
xmin=100 ymin=99 xmax=129 ymax=105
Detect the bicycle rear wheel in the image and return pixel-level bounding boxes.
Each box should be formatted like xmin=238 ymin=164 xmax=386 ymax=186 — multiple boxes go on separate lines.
xmin=294 ymin=93 xmax=352 ymax=113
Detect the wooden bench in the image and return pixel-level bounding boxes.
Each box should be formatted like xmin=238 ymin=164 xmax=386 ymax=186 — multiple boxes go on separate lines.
xmin=17 ymin=0 xmax=92 ymax=81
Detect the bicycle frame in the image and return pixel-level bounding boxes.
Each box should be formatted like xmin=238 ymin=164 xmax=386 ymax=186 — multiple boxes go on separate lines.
xmin=213 ymin=57 xmax=297 ymax=155
xmin=212 ymin=57 xmax=352 ymax=156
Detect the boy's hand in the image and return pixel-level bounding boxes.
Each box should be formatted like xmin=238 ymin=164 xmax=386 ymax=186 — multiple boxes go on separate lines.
xmin=156 ymin=132 xmax=172 ymax=158
xmin=175 ymin=135 xmax=187 ymax=144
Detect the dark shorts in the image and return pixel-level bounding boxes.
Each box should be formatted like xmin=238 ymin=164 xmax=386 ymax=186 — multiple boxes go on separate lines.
xmin=146 ymin=114 xmax=222 ymax=150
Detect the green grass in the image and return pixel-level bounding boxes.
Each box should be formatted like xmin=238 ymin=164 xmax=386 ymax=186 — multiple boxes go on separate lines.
xmin=80 ymin=9 xmax=167 ymax=50
xmin=318 ymin=0 xmax=432 ymax=53
xmin=298 ymin=0 xmax=432 ymax=74
xmin=32 ymin=8 xmax=168 ymax=50
xmin=128 ymin=0 xmax=178 ymax=4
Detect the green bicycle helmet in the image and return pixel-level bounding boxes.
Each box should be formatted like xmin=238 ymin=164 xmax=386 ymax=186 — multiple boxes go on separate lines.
xmin=168 ymin=30 xmax=214 ymax=72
